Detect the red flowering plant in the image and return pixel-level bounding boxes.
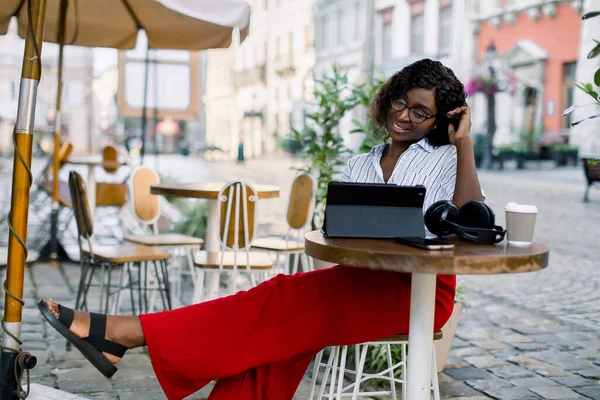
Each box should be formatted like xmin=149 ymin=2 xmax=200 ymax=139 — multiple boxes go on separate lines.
xmin=465 ymin=72 xmax=517 ymax=169
xmin=465 ymin=74 xmax=517 ymax=97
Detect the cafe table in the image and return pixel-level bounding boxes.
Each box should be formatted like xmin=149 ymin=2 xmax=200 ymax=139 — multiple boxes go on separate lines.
xmin=304 ymin=230 xmax=549 ymax=400
xmin=150 ymin=182 xmax=279 ymax=251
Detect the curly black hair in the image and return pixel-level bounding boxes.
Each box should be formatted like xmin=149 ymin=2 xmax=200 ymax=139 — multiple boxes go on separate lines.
xmin=370 ymin=58 xmax=467 ymax=147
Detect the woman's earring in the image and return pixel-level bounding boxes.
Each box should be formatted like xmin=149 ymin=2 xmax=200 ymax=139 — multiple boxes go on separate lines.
xmin=433 ymin=125 xmax=437 ymax=130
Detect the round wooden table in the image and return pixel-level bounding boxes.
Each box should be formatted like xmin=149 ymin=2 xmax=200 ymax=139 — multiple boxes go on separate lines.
xmin=151 ymin=182 xmax=279 ymax=251
xmin=304 ymin=230 xmax=549 ymax=400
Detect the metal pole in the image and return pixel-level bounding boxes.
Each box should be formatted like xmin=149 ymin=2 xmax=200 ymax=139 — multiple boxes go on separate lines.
xmin=140 ymin=43 xmax=150 ymax=164
xmin=0 ymin=0 xmax=47 ymax=397
xmin=152 ymin=58 xmax=159 ymax=170
xmin=50 ymin=0 xmax=68 ymax=264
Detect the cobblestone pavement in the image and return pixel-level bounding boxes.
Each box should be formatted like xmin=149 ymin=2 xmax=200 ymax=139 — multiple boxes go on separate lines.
xmin=1 ymin=154 xmax=599 ymax=399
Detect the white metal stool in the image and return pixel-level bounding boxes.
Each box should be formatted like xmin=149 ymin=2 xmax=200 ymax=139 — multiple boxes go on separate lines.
xmin=309 ymin=331 xmax=442 ymax=400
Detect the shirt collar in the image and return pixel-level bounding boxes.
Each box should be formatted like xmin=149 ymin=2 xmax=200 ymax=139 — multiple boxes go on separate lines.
xmin=372 ymin=137 xmax=434 ymax=155
xmin=414 ymin=137 xmax=434 ymax=153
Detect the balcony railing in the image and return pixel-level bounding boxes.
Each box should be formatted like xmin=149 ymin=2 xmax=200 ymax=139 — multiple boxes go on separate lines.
xmin=234 ymin=65 xmax=266 ymax=86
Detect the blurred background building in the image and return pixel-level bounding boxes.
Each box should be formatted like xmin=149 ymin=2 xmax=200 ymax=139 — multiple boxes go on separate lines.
xmin=204 ymin=0 xmax=315 ymax=159
xmin=0 ymin=19 xmax=94 ymax=155
xmin=469 ymin=0 xmax=584 ymax=152
xmin=0 ymin=0 xmax=599 ymax=160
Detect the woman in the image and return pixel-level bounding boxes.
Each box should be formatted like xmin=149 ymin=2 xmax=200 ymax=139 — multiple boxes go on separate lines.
xmin=39 ymin=59 xmax=483 ymax=400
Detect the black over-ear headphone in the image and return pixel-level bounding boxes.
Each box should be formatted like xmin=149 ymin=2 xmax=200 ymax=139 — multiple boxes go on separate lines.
xmin=425 ymin=200 xmax=506 ymax=244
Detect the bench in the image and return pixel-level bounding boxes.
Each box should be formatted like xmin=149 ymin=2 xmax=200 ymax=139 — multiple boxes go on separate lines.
xmin=582 ymin=158 xmax=600 ymax=202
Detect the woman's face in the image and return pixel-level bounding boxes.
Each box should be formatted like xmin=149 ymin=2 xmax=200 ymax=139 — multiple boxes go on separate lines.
xmin=386 ymin=87 xmax=438 ymax=144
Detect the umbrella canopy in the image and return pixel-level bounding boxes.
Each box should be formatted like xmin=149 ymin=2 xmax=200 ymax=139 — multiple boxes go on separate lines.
xmin=0 ymin=0 xmax=250 ymax=50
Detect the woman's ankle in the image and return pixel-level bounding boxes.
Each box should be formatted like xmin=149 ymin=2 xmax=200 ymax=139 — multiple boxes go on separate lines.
xmin=107 ymin=316 xmax=146 ymax=349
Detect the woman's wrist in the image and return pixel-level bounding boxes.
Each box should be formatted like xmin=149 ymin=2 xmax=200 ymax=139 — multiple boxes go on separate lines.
xmin=454 ymin=137 xmax=474 ymax=151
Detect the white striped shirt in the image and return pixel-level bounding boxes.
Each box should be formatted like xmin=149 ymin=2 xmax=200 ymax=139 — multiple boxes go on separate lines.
xmin=341 ymin=137 xmax=457 ymax=237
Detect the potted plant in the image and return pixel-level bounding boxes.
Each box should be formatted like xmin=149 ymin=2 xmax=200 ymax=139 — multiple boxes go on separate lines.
xmin=551 ymin=143 xmax=579 ymax=166
xmin=562 ymin=10 xmax=599 ymax=165
xmin=291 ymin=65 xmax=359 ymax=230
xmin=355 ymin=280 xmax=469 ymax=381
xmin=434 ymin=280 xmax=469 ymax=372
xmin=278 ymin=136 xmax=303 ymax=155
xmin=348 ymin=75 xmax=387 ymax=154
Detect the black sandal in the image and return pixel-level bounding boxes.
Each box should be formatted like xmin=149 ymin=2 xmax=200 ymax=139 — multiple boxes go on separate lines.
xmin=37 ymin=300 xmax=127 ymax=378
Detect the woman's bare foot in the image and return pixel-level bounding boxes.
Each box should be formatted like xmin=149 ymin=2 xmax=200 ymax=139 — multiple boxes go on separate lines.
xmin=45 ymin=298 xmax=146 ymax=365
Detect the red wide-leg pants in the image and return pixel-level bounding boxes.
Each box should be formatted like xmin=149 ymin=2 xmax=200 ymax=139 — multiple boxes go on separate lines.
xmin=139 ymin=266 xmax=456 ymax=400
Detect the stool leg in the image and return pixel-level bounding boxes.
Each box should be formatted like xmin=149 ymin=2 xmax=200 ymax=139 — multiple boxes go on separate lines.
xmin=292 ymin=252 xmax=300 ymax=274
xmin=186 ymin=248 xmax=197 ymax=281
xmin=74 ymin=259 xmax=89 ymax=310
xmin=386 ymin=344 xmax=397 ymax=400
xmin=352 ymin=344 xmax=369 ymax=400
xmin=98 ymin=263 xmax=107 ymax=313
xmin=309 ymin=350 xmax=325 ymax=400
xmin=336 ymin=346 xmax=348 ymax=399
xmin=301 ymin=252 xmax=312 ymax=272
xmin=126 ymin=262 xmax=136 ymax=315
xmin=329 ymin=346 xmax=341 ymax=400
xmin=402 ymin=343 xmax=407 ymax=400
xmin=431 ymin=344 xmax=440 ymax=400
xmin=112 ymin=264 xmax=126 ymax=315
xmin=162 ymin=260 xmax=172 ymax=309
xmin=104 ymin=263 xmax=113 ymax=314
xmin=152 ymin=260 xmax=167 ymax=310
xmin=193 ymin=270 xmax=205 ymax=304
xmin=318 ymin=348 xmax=336 ymax=400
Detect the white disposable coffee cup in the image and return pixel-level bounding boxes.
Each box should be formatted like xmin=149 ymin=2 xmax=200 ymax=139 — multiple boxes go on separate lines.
xmin=505 ymin=202 xmax=538 ymax=247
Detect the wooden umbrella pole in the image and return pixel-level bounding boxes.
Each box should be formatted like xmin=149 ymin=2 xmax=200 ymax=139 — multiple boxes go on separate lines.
xmin=1 ymin=0 xmax=47 ymax=398
xmin=50 ymin=0 xmax=68 ymax=263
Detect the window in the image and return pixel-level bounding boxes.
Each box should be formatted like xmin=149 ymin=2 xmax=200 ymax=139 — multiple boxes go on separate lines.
xmin=336 ymin=9 xmax=343 ymax=47
xmin=315 ymin=16 xmax=324 ymax=50
xmin=325 ymin=15 xmax=333 ymax=49
xmin=354 ymin=2 xmax=361 ymax=41
xmin=289 ymin=31 xmax=294 ymax=63
xmin=275 ymin=36 xmax=281 ymax=59
xmin=305 ymin=24 xmax=313 ymax=51
xmin=438 ymin=6 xmax=452 ymax=56
xmin=382 ymin=22 xmax=392 ymax=60
xmin=410 ymin=13 xmax=424 ymax=54
xmin=380 ymin=7 xmax=393 ymax=61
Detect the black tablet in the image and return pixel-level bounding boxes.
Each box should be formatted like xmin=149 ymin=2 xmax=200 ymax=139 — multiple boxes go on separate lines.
xmin=323 ymin=182 xmax=426 ymax=239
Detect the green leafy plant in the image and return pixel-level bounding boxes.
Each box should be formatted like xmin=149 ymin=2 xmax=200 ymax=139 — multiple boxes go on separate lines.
xmin=158 ymin=174 xmax=208 ymax=239
xmin=278 ymin=136 xmax=303 ymax=155
xmin=174 ymin=200 xmax=208 ymax=239
xmin=355 ymin=281 xmax=469 ymax=389
xmin=563 ymin=11 xmax=600 ymax=129
xmin=291 ymin=65 xmax=359 ymax=228
xmin=551 ymin=143 xmax=579 ymax=153
xmin=349 ymin=75 xmax=387 ymax=153
xmin=455 ymin=280 xmax=470 ymax=307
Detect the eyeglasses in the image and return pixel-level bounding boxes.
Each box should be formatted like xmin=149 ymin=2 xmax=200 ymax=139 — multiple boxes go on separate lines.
xmin=390 ymin=99 xmax=437 ymax=124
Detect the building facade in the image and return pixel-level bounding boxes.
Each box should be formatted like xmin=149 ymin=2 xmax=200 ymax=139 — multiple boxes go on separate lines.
xmin=313 ymin=0 xmax=370 ymax=151
xmin=204 ymin=0 xmax=315 ymax=159
xmin=470 ymin=0 xmax=584 ymax=149
xmin=570 ymin=0 xmax=600 ymax=157
xmin=313 ymin=0 xmax=474 ymax=151
xmin=0 ymin=19 xmax=94 ymax=155
xmin=374 ymin=0 xmax=473 ymax=81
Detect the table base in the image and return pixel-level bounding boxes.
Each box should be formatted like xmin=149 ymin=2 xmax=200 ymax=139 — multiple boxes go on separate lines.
xmin=407 ymin=272 xmax=437 ymax=400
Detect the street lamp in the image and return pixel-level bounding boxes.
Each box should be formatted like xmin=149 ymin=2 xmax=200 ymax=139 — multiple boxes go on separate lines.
xmin=483 ymin=41 xmax=498 ymax=169
xmin=486 ymin=41 xmax=497 ymax=78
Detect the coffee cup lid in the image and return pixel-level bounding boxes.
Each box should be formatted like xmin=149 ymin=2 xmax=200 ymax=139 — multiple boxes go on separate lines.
xmin=505 ymin=203 xmax=537 ymax=213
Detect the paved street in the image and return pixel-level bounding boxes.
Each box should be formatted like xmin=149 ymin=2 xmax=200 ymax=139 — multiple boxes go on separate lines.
xmin=0 ymin=153 xmax=599 ymax=399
